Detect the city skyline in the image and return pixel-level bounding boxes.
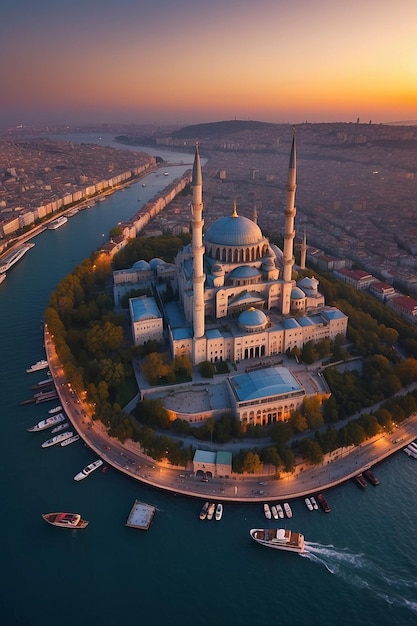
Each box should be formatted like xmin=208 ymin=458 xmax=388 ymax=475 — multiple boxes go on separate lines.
xmin=1 ymin=0 xmax=416 ymax=128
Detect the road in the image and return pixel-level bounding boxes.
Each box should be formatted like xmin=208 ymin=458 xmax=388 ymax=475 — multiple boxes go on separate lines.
xmin=43 ymin=325 xmax=417 ymax=503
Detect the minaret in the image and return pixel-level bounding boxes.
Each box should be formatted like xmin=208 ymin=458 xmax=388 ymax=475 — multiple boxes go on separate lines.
xmin=281 ymin=132 xmax=297 ymax=315
xmin=253 ymin=201 xmax=258 ymax=225
xmin=191 ymin=141 xmax=206 ymax=357
xmin=300 ymin=228 xmax=307 ymax=270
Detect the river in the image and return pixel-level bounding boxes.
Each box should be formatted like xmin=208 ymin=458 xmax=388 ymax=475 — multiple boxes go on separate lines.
xmin=0 ymin=135 xmax=416 ymax=626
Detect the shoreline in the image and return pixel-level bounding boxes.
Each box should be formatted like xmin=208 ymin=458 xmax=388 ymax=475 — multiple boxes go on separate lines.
xmin=43 ymin=325 xmax=417 ymax=503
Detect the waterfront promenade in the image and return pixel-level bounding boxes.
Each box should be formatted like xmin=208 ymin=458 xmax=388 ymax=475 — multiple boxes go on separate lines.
xmin=43 ymin=325 xmax=417 ymax=503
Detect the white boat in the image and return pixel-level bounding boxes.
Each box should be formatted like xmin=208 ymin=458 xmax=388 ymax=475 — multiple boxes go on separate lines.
xmin=51 ymin=422 xmax=69 ymax=434
xmin=48 ymin=215 xmax=68 ymax=230
xmin=74 ymin=459 xmax=103 ymax=481
xmin=163 ymin=172 xmax=169 ymax=176
xmin=304 ymin=497 xmax=313 ymax=511
xmin=263 ymin=503 xmax=272 ymax=520
xmin=404 ymin=446 xmax=417 ymax=459
xmin=215 ymin=503 xmax=223 ymax=521
xmin=271 ymin=505 xmax=279 ymax=520
xmin=26 ymin=359 xmax=48 ymax=373
xmin=0 ymin=273 xmax=6 ymax=285
xmin=310 ymin=496 xmax=319 ymax=510
xmin=250 ymin=528 xmax=305 ymax=553
xmin=41 ymin=431 xmax=74 ymax=448
xmin=276 ymin=504 xmax=284 ymax=519
xmin=48 ymin=405 xmax=63 ymax=414
xmin=27 ymin=412 xmax=65 ymax=432
xmin=61 ymin=434 xmax=80 ymax=447
xmin=283 ymin=502 xmax=292 ymax=518
xmin=206 ymin=502 xmax=215 ymax=520
xmin=408 ymin=441 xmax=417 ymax=453
xmin=42 ymin=512 xmax=88 ymax=529
xmin=0 ymin=243 xmax=34 ymax=273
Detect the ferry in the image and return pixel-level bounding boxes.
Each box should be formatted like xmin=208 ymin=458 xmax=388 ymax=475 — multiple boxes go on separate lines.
xmin=41 ymin=431 xmax=74 ymax=448
xmin=199 ymin=501 xmax=209 ymax=520
xmin=250 ymin=528 xmax=305 ymax=553
xmin=74 ymin=459 xmax=103 ymax=481
xmin=48 ymin=215 xmax=68 ymax=230
xmin=42 ymin=512 xmax=88 ymax=529
xmin=26 ymin=359 xmax=48 ymax=373
xmin=0 ymin=243 xmax=34 ymax=273
xmin=27 ymin=412 xmax=65 ymax=432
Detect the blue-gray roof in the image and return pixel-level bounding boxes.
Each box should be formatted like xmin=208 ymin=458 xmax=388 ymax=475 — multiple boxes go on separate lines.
xmin=229 ymin=366 xmax=303 ymax=402
xmin=130 ymin=297 xmax=161 ymax=322
xmin=282 ymin=318 xmax=301 ymax=330
xmin=321 ymin=308 xmax=347 ymax=321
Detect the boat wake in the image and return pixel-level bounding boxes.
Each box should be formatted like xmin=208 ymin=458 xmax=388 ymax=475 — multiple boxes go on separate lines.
xmin=303 ymin=541 xmax=417 ymax=614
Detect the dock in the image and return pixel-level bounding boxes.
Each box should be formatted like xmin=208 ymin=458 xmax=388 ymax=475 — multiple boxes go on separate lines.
xmin=125 ymin=500 xmax=156 ymax=530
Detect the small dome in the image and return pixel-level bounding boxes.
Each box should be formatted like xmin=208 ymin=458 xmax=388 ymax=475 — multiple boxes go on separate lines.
xmin=229 ymin=266 xmax=260 ymax=279
xmin=205 ymin=214 xmax=264 ymax=247
xmin=132 ymin=260 xmax=151 ymax=270
xmin=291 ymin=287 xmax=306 ymax=300
xmin=298 ymin=276 xmax=319 ymax=291
xmin=239 ymin=307 xmax=268 ymax=330
xmin=149 ymin=257 xmax=165 ymax=269
xmin=211 ymin=263 xmax=223 ymax=275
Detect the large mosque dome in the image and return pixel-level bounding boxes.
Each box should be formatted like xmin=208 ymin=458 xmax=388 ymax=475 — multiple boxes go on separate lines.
xmin=205 ymin=213 xmax=263 ymax=247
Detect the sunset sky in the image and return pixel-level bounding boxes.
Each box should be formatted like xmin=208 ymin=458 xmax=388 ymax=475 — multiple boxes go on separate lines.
xmin=1 ymin=0 xmax=416 ymax=128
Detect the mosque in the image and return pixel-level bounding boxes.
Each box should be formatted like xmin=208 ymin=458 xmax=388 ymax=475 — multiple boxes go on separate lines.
xmin=167 ymin=135 xmax=348 ymax=365
xmin=119 ymin=135 xmax=348 ymax=426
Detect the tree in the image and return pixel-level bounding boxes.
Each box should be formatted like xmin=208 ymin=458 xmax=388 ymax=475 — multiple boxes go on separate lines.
xmin=302 ymin=396 xmax=324 ymax=429
xmin=300 ymin=439 xmax=324 ymax=465
xmin=242 ymin=451 xmax=263 ymax=474
xmin=290 ymin=410 xmax=308 ymax=433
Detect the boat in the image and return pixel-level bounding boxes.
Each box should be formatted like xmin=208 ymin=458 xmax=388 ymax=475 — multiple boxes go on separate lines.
xmin=404 ymin=445 xmax=417 ymax=459
xmin=48 ymin=405 xmax=63 ymax=414
xmin=42 ymin=512 xmax=88 ymax=529
xmin=363 ymin=469 xmax=380 ymax=486
xmin=73 ymin=459 xmax=103 ymax=481
xmin=304 ymin=497 xmax=313 ymax=511
xmin=163 ymin=172 xmax=169 ymax=176
xmin=141 ymin=183 xmax=146 ymax=187
xmin=0 ymin=243 xmax=34 ymax=273
xmin=310 ymin=496 xmax=318 ymax=510
xmin=317 ymin=493 xmax=331 ymax=513
xmin=283 ymin=502 xmax=292 ymax=518
xmin=32 ymin=377 xmax=53 ymax=389
xmin=41 ymin=431 xmax=74 ymax=447
xmin=199 ymin=501 xmax=209 ymax=520
xmin=50 ymin=422 xmax=69 ymax=434
xmin=26 ymin=359 xmax=48 ymax=373
xmin=0 ymin=273 xmax=6 ymax=285
xmin=276 ymin=504 xmax=284 ymax=519
xmin=27 ymin=412 xmax=65 ymax=432
xmin=250 ymin=528 xmax=305 ymax=553
xmin=215 ymin=503 xmax=223 ymax=521
xmin=354 ymin=473 xmax=367 ymax=489
xmin=61 ymin=434 xmax=80 ymax=447
xmin=206 ymin=502 xmax=215 ymax=520
xmin=408 ymin=441 xmax=417 ymax=453
xmin=263 ymin=503 xmax=272 ymax=520
xmin=48 ymin=215 xmax=68 ymax=230
xmin=270 ymin=505 xmax=279 ymax=520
